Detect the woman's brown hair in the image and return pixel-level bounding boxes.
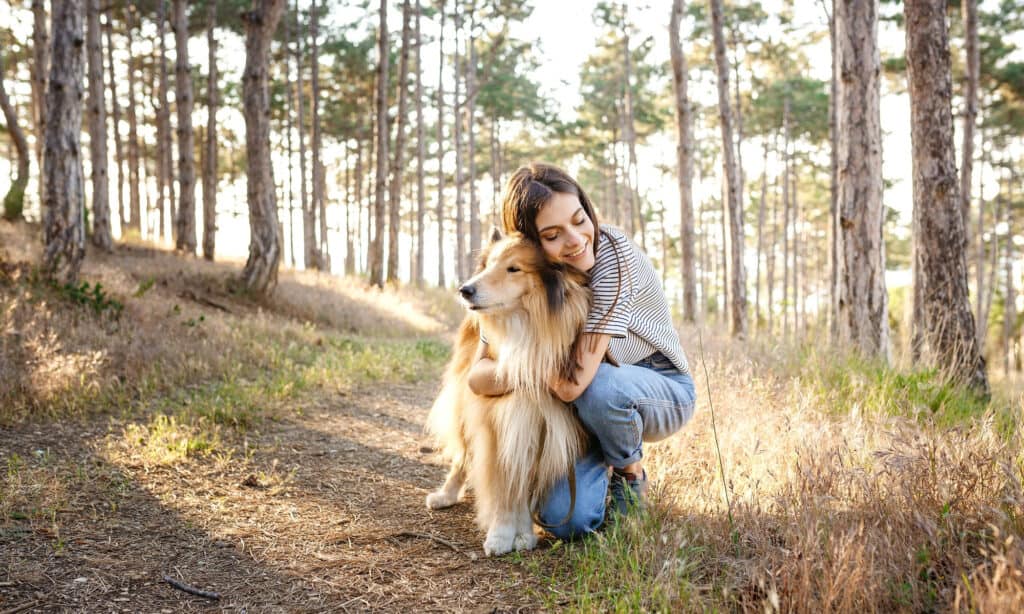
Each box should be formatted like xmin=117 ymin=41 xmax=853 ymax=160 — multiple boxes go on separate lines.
xmin=499 ymin=162 xmax=601 ymax=256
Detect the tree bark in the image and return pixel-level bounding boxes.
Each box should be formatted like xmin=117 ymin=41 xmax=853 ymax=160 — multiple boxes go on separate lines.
xmin=826 ymin=0 xmax=839 ymax=342
xmin=621 ymin=2 xmax=641 ymax=246
xmin=388 ymin=0 xmax=413 ymax=282
xmin=125 ymin=6 xmax=141 ymax=234
xmin=467 ymin=4 xmax=479 ymax=271
xmin=86 ymin=0 xmax=111 ymax=249
xmin=835 ymin=0 xmax=889 ymax=359
xmin=156 ymin=0 xmax=173 ymax=242
xmin=103 ymin=12 xmax=125 ymax=232
xmin=781 ymin=107 xmax=790 ymax=338
xmin=453 ymin=3 xmax=465 ymax=282
xmin=960 ymin=0 xmax=978 ymax=229
xmin=754 ymin=137 xmax=768 ymax=327
xmin=0 ymin=50 xmax=30 ymax=221
xmin=369 ymin=0 xmax=389 ymax=287
xmin=709 ymin=0 xmax=747 ymax=338
xmin=239 ymin=0 xmax=286 ymax=295
xmin=42 ymin=0 xmax=86 ymax=285
xmin=414 ymin=0 xmax=426 ymax=287
xmin=1003 ymin=165 xmax=1014 ymax=375
xmin=31 ymin=0 xmax=50 ymax=210
xmin=669 ymin=0 xmax=696 ymax=323
xmin=904 ymin=0 xmax=988 ymax=393
xmin=173 ymin=0 xmax=196 ymax=253
xmin=202 ymin=1 xmax=218 ymax=261
xmin=311 ymin=0 xmax=328 ymax=270
xmin=436 ymin=0 xmax=446 ymax=288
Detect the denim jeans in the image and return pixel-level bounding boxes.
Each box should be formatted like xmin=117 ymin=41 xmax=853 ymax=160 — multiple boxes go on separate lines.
xmin=536 ymin=354 xmax=697 ymax=540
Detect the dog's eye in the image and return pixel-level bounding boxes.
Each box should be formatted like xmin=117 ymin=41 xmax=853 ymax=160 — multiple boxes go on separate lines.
xmin=506 ymin=266 xmax=520 ymax=273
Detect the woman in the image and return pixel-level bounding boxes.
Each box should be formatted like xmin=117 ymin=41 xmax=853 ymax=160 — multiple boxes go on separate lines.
xmin=467 ymin=162 xmax=697 ymax=540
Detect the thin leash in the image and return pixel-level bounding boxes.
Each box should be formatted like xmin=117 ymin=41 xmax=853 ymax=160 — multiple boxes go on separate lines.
xmin=698 ymin=330 xmax=736 ymax=542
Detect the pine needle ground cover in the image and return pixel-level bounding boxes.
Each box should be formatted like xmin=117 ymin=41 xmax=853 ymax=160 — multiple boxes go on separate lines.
xmin=2 ymin=220 xmax=1022 ymax=612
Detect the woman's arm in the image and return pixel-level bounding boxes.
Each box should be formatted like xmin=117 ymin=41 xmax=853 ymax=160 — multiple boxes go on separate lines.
xmin=548 ymin=333 xmax=611 ymax=403
xmin=467 ymin=341 xmax=511 ymax=396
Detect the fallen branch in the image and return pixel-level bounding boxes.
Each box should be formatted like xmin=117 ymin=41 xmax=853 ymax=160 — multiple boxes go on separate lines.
xmin=162 ymin=575 xmax=221 ymax=600
xmin=390 ymin=531 xmax=474 ymax=558
xmin=178 ymin=289 xmax=232 ymax=313
xmin=1 ymin=601 xmax=40 ymax=614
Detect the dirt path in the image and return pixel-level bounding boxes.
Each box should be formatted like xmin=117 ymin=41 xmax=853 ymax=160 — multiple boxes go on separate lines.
xmin=0 ymin=383 xmax=553 ymax=612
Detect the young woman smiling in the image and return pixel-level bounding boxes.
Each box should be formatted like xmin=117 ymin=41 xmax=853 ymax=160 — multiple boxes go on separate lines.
xmin=468 ymin=162 xmax=697 ymax=539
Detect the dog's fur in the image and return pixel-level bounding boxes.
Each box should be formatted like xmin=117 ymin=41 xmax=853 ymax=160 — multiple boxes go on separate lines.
xmin=425 ymin=235 xmax=590 ymax=556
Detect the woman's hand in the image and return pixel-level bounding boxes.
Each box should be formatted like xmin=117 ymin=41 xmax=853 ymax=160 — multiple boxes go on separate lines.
xmin=548 ymin=333 xmax=612 ymax=403
xmin=468 ymin=356 xmax=511 ymax=397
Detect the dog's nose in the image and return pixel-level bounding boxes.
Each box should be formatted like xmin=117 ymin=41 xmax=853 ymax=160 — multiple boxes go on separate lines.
xmin=459 ymin=284 xmax=476 ymax=300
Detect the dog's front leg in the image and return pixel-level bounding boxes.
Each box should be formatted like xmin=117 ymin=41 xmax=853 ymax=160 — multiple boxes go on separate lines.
xmin=513 ymin=504 xmax=538 ymax=552
xmin=426 ymin=460 xmax=466 ymax=510
xmin=483 ymin=508 xmax=518 ymax=557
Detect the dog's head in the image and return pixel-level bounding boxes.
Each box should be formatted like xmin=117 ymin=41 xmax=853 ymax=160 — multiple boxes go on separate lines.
xmin=457 ymin=233 xmax=578 ymax=316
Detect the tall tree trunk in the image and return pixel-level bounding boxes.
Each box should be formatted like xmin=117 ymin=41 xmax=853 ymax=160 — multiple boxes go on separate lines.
xmin=0 ymin=51 xmax=30 ymax=221
xmin=283 ymin=7 xmax=296 ymax=267
xmin=974 ymin=128 xmax=988 ymax=347
xmin=1003 ymin=165 xmax=1014 ymax=375
xmin=31 ymin=0 xmax=50 ymax=211
xmin=202 ymin=1 xmax=218 ymax=261
xmin=792 ymin=172 xmax=801 ymax=336
xmin=369 ymin=0 xmax=389 ymax=287
xmin=156 ymin=0 xmax=172 ymax=242
xmin=125 ymin=6 xmax=141 ymax=234
xmin=453 ymin=3 xmax=465 ymax=282
xmin=467 ymin=4 xmax=479 ymax=272
xmin=173 ymin=0 xmax=196 ymax=253
xmin=414 ymin=0 xmax=426 ymax=287
xmin=240 ymin=0 xmax=286 ymax=294
xmin=42 ymin=0 xmax=86 ymax=285
xmin=311 ymin=0 xmax=328 ymax=270
xmin=621 ymin=2 xmax=641 ymax=247
xmin=835 ymin=0 xmax=890 ymax=359
xmin=781 ymin=110 xmax=790 ymax=338
xmin=767 ymin=141 xmax=779 ymax=334
xmin=904 ymin=0 xmax=988 ymax=393
xmin=103 ymin=13 xmax=125 ymax=232
xmin=86 ymin=0 xmax=111 ymax=249
xmin=346 ymin=139 xmax=359 ymax=276
xmin=388 ymin=0 xmax=413 ymax=282
xmin=436 ymin=0 xmax=447 ymax=288
xmin=754 ymin=137 xmax=769 ymax=328
xmin=709 ymin=0 xmax=747 ymax=338
xmin=670 ymin=0 xmax=696 ymax=323
xmin=960 ymin=0 xmax=978 ymax=229
xmin=827 ymin=0 xmax=839 ymax=343
xmin=295 ymin=1 xmax=315 ymax=269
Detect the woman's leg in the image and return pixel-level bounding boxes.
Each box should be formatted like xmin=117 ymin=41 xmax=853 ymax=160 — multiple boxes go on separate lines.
xmin=574 ymin=362 xmax=697 ymax=469
xmin=536 ymin=444 xmax=609 ymax=540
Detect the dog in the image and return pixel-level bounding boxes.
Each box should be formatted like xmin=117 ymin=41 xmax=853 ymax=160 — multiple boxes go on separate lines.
xmin=425 ymin=233 xmax=591 ymax=556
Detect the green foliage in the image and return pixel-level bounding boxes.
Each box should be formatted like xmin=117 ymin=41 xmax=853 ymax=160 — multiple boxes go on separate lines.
xmin=58 ymin=281 xmax=125 ymax=318
xmin=2 ymin=181 xmax=25 ymax=221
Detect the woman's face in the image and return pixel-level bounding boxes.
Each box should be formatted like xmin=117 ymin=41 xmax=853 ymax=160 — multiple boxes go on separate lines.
xmin=534 ymin=191 xmax=596 ymax=272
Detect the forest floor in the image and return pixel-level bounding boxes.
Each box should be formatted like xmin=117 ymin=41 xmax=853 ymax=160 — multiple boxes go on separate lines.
xmin=2 ymin=219 xmax=1024 ymax=613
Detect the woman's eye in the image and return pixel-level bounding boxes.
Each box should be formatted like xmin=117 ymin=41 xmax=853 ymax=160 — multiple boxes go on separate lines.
xmin=506 ymin=266 xmax=520 ymax=273
xmin=541 ymin=235 xmax=557 ymax=242
xmin=573 ymin=218 xmax=586 ymax=226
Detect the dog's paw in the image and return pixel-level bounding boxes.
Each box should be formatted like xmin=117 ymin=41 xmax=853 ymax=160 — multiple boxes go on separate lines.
xmin=425 ymin=490 xmax=458 ymax=510
xmin=483 ymin=529 xmax=516 ymax=557
xmin=513 ymin=531 xmax=538 ymax=552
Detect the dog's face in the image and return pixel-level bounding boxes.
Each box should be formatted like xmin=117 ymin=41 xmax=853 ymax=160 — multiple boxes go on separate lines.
xmin=458 ymin=236 xmax=564 ymax=315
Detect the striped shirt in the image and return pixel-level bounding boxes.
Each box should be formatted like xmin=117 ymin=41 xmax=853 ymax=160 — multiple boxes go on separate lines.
xmin=585 ymin=226 xmax=690 ymax=375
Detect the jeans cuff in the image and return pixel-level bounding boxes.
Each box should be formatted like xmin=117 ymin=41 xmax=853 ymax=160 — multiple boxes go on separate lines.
xmin=609 ymin=449 xmax=643 ymax=469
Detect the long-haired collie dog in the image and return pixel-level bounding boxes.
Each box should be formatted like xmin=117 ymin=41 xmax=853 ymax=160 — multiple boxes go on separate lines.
xmin=425 ymin=234 xmax=590 ymax=556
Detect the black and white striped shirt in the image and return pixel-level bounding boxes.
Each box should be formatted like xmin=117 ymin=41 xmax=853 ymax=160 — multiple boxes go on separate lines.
xmin=585 ymin=226 xmax=690 ymax=375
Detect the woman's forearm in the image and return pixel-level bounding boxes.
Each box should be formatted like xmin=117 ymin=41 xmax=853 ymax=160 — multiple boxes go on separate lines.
xmin=468 ymin=357 xmax=510 ymax=396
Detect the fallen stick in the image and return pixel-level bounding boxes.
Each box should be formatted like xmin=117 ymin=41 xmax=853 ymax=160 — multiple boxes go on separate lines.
xmin=1 ymin=601 xmax=40 ymax=614
xmin=391 ymin=531 xmax=470 ymax=556
xmin=162 ymin=575 xmax=221 ymax=600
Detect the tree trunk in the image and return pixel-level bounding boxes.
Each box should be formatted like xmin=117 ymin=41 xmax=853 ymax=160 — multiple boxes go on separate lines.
xmin=239 ymin=0 xmax=286 ymax=294
xmin=388 ymin=0 xmax=412 ymax=283
xmin=453 ymin=3 xmax=465 ymax=282
xmin=467 ymin=5 xmax=479 ymax=272
xmin=202 ymin=1 xmax=217 ymax=261
xmin=709 ymin=0 xmax=747 ymax=338
xmin=754 ymin=137 xmax=768 ymax=327
xmin=792 ymin=173 xmax=801 ymax=336
xmin=32 ymin=0 xmax=50 ymax=210
xmin=960 ymin=0 xmax=978 ymax=229
xmin=974 ymin=128 xmax=987 ymax=347
xmin=436 ymin=0 xmax=446 ymax=288
xmin=42 ymin=0 xmax=86 ymax=285
xmin=827 ymin=0 xmax=839 ymax=342
xmin=86 ymin=0 xmax=111 ymax=249
xmin=414 ymin=0 xmax=426 ymax=287
xmin=669 ymin=0 xmax=696 ymax=323
xmin=103 ymin=12 xmax=125 ymax=232
xmin=1003 ymin=165 xmax=1014 ymax=375
xmin=621 ymin=3 xmax=641 ymax=247
xmin=369 ymin=0 xmax=389 ymax=287
xmin=311 ymin=0 xmax=328 ymax=270
xmin=156 ymin=0 xmax=173 ymax=242
xmin=904 ymin=0 xmax=988 ymax=393
xmin=835 ymin=0 xmax=890 ymax=358
xmin=767 ymin=140 xmax=779 ymax=334
xmin=125 ymin=6 xmax=141 ymax=234
xmin=173 ymin=0 xmax=196 ymax=253
xmin=0 ymin=51 xmax=30 ymax=221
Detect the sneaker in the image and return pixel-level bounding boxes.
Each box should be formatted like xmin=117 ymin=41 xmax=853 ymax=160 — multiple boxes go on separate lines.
xmin=609 ymin=468 xmax=647 ymax=517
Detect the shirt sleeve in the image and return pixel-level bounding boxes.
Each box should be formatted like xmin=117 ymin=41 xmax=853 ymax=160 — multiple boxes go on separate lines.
xmin=583 ymin=237 xmax=635 ymax=338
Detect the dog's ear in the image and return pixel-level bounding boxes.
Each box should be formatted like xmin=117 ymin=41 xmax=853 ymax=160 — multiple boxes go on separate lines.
xmin=489 ymin=227 xmax=503 ymax=244
xmin=540 ymin=263 xmax=567 ymax=314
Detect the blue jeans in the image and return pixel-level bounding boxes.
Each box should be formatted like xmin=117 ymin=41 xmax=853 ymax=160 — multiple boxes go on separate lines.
xmin=537 ymin=354 xmax=697 ymax=540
